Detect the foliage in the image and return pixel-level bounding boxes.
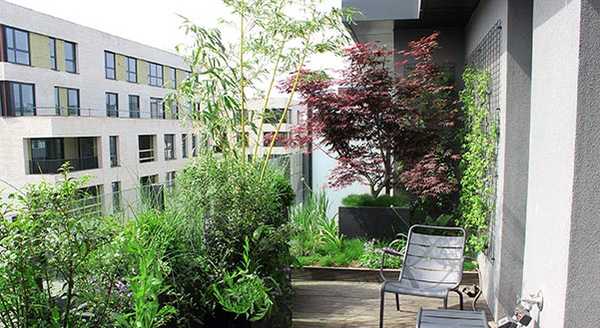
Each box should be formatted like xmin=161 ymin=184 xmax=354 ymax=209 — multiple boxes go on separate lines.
xmin=341 ymin=193 xmax=410 ymax=208
xmin=211 ymin=238 xmax=273 ymax=321
xmin=287 ymin=33 xmax=460 ymax=199
xmin=296 ymin=239 xmax=364 ymax=267
xmin=0 ymin=166 xmax=125 ymax=328
xmin=457 ymin=67 xmax=497 ymax=253
xmin=174 ymin=0 xmax=355 ymax=164
xmin=358 ymin=239 xmax=405 ymax=269
xmin=176 ymin=152 xmax=294 ymax=325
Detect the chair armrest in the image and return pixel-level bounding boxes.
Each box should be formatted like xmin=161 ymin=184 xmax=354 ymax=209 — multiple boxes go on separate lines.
xmin=379 ymin=238 xmax=407 ymax=282
xmin=382 ymin=247 xmax=403 ymax=257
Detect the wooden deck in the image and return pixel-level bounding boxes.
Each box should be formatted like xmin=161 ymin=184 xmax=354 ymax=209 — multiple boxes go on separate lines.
xmin=292 ymin=280 xmax=493 ymax=328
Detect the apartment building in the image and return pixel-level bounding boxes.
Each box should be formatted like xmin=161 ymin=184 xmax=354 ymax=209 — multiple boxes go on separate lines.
xmin=0 ymin=0 xmax=195 ymax=213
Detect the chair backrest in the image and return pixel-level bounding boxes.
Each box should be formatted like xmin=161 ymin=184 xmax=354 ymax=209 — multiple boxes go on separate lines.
xmin=400 ymin=225 xmax=466 ymax=290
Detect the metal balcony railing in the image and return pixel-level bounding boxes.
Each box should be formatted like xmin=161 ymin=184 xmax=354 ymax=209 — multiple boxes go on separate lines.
xmin=5 ymin=106 xmax=180 ymax=120
xmin=29 ymin=156 xmax=99 ymax=174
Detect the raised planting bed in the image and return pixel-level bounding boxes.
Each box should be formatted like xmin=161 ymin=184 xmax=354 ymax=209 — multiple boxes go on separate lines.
xmin=292 ymin=266 xmax=479 ymax=285
xmin=339 ymin=206 xmax=410 ymax=240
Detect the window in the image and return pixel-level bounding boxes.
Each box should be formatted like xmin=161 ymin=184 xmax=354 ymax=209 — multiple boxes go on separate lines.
xmin=55 ymin=87 xmax=79 ymax=116
xmin=64 ymin=41 xmax=77 ymax=73
xmin=264 ymin=108 xmax=289 ymax=124
xmin=106 ymin=92 xmax=119 ymax=117
xmin=49 ymin=38 xmax=57 ymax=70
xmin=5 ymin=26 xmax=30 ymax=65
xmin=150 ymin=97 xmax=163 ymax=119
xmin=129 ymin=95 xmax=140 ymax=118
xmin=109 ymin=136 xmax=119 ymax=167
xmin=192 ymin=134 xmax=198 ymax=157
xmin=164 ymin=134 xmax=175 ymax=160
xmin=181 ymin=134 xmax=188 ymax=158
xmin=140 ymin=174 xmax=162 ymax=209
xmin=105 ymin=51 xmax=116 ymax=79
xmin=126 ymin=57 xmax=137 ymax=82
xmin=9 ymin=82 xmax=35 ymax=116
xmin=111 ymin=181 xmax=121 ymax=213
xmin=166 ymin=171 xmax=176 ymax=188
xmin=148 ymin=62 xmax=163 ymax=87
xmin=168 ymin=67 xmax=176 ymax=88
xmin=138 ymin=135 xmax=155 ymax=163
xmin=263 ymin=132 xmax=288 ymax=147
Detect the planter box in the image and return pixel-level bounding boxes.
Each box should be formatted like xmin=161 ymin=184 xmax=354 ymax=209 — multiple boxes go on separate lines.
xmin=339 ymin=206 xmax=410 ymax=240
xmin=292 ymin=266 xmax=479 ymax=285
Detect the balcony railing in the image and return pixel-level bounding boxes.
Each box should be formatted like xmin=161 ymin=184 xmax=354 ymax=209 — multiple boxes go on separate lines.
xmin=139 ymin=149 xmax=155 ymax=163
xmin=5 ymin=107 xmax=180 ymax=120
xmin=29 ymin=157 xmax=99 ymax=174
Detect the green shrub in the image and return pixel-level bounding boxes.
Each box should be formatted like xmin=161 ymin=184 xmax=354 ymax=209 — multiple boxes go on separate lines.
xmin=342 ymin=193 xmax=410 ymax=208
xmin=297 ymin=239 xmax=364 ymax=267
xmin=358 ymin=239 xmax=405 ymax=269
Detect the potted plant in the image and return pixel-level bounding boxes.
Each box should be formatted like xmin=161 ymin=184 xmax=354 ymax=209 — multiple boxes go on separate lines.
xmin=288 ymin=33 xmax=460 ymax=240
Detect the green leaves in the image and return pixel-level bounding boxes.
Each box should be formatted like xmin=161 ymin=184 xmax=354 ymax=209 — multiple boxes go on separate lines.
xmin=458 ymin=67 xmax=497 ymax=254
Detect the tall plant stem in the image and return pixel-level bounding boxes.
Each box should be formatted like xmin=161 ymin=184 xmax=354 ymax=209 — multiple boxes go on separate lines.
xmin=261 ymin=39 xmax=309 ymax=177
xmin=252 ymin=41 xmax=286 ymax=160
xmin=239 ymin=2 xmax=247 ymax=160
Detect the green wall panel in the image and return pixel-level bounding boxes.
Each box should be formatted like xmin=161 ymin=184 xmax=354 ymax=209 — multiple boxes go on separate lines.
xmin=29 ymin=33 xmax=50 ymax=69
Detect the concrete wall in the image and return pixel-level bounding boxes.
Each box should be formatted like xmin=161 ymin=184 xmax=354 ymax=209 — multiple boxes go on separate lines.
xmin=523 ymin=0 xmax=581 ymax=326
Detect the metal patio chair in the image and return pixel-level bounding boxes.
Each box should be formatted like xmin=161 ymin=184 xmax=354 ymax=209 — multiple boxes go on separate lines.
xmin=378 ymin=225 xmax=466 ymax=328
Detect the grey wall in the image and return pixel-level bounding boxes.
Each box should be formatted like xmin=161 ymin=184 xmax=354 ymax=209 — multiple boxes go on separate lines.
xmin=495 ymin=0 xmax=533 ymax=319
xmin=565 ymin=0 xmax=600 ymax=326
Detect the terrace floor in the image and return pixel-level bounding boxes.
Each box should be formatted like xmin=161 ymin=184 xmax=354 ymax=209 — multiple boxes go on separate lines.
xmin=292 ymin=280 xmax=494 ymax=328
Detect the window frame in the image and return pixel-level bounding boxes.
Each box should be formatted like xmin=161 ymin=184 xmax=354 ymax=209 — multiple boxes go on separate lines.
xmin=138 ymin=135 xmax=156 ymax=163
xmin=148 ymin=62 xmax=164 ymax=87
xmin=150 ymin=97 xmax=163 ymax=119
xmin=63 ymin=41 xmax=77 ymax=73
xmin=49 ymin=38 xmax=57 ymax=70
xmin=4 ymin=26 xmax=30 ymax=66
xmin=106 ymin=92 xmax=119 ymax=117
xmin=164 ymin=134 xmax=175 ymax=160
xmin=126 ymin=56 xmax=137 ymax=83
xmin=128 ymin=94 xmax=140 ymax=118
xmin=169 ymin=67 xmax=176 ymax=88
xmin=109 ymin=136 xmax=119 ymax=167
xmin=104 ymin=51 xmax=116 ymax=80
xmin=9 ymin=82 xmax=36 ymax=116
xmin=66 ymin=88 xmax=80 ymax=116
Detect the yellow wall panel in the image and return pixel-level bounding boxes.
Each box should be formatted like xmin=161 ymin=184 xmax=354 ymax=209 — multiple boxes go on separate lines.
xmin=137 ymin=60 xmax=148 ymax=85
xmin=116 ymin=54 xmax=126 ymax=81
xmin=29 ymin=33 xmax=50 ymax=69
xmin=176 ymin=69 xmax=188 ymax=86
xmin=55 ymin=39 xmax=65 ymax=71
xmin=58 ymin=88 xmax=69 ymax=116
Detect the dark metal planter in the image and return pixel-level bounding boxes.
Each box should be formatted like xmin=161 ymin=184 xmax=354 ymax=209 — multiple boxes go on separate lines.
xmin=338 ymin=206 xmax=410 ymax=240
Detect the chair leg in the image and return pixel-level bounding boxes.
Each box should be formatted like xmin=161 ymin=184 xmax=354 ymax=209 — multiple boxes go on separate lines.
xmin=458 ymin=290 xmax=464 ymax=310
xmin=443 ymin=296 xmax=448 ymax=309
xmin=395 ymin=293 xmax=400 ymax=311
xmin=379 ymin=288 xmax=385 ymax=328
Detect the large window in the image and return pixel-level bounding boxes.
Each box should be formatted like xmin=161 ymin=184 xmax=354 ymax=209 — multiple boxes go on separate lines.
xmin=129 ymin=95 xmax=140 ymax=118
xmin=192 ymin=134 xmax=198 ymax=157
xmin=148 ymin=62 xmax=163 ymax=87
xmin=55 ymin=87 xmax=79 ymax=116
xmin=105 ymin=51 xmax=116 ymax=79
xmin=109 ymin=136 xmax=119 ymax=167
xmin=181 ymin=134 xmax=188 ymax=158
xmin=166 ymin=171 xmax=176 ymax=187
xmin=64 ymin=41 xmax=77 ymax=73
xmin=138 ymin=135 xmax=155 ymax=163
xmin=168 ymin=67 xmax=176 ymax=88
xmin=49 ymin=38 xmax=57 ymax=70
xmin=5 ymin=26 xmax=30 ymax=65
xmin=164 ymin=134 xmax=175 ymax=160
xmin=106 ymin=92 xmax=119 ymax=117
xmin=9 ymin=82 xmax=35 ymax=116
xmin=150 ymin=97 xmax=163 ymax=119
xmin=126 ymin=57 xmax=137 ymax=82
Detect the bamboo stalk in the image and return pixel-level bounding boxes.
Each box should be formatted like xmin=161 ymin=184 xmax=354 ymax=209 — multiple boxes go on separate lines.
xmin=239 ymin=2 xmax=247 ymax=160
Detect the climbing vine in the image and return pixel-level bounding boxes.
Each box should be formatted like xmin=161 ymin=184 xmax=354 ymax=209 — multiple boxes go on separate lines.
xmin=458 ymin=67 xmax=498 ymax=254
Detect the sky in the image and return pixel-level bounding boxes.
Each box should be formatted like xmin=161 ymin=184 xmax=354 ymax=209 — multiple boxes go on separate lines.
xmin=6 ymin=0 xmax=346 ymax=71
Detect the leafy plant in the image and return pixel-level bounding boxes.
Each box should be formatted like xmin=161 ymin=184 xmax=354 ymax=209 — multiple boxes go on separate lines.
xmin=212 ymin=238 xmax=273 ymax=321
xmin=297 ymin=239 xmax=364 ymax=267
xmin=358 ymin=239 xmax=406 ymax=269
xmin=457 ymin=67 xmax=497 ymax=253
xmin=341 ymin=193 xmax=410 ymax=208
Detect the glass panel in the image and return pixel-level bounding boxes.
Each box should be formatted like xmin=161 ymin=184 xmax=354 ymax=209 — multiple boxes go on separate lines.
xmin=11 ymin=83 xmax=21 ymax=112
xmin=7 ymin=51 xmax=15 ymax=63
xmin=5 ymin=27 xmax=14 ymax=47
xmin=67 ymin=89 xmax=79 ymax=115
xmin=49 ymin=38 xmax=56 ymax=69
xmin=16 ymin=51 xmax=29 ymax=65
xmin=64 ymin=42 xmax=76 ymax=73
xmin=15 ymin=29 xmax=28 ymax=51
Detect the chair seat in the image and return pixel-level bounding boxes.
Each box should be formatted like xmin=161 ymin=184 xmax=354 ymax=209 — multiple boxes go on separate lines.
xmin=382 ymin=279 xmax=452 ymax=298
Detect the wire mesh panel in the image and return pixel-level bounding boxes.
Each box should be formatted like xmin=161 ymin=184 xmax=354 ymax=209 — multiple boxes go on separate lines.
xmin=467 ymin=20 xmax=502 ymax=260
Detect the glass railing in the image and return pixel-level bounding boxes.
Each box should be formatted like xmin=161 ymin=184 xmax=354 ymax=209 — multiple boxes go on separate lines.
xmin=29 ymin=156 xmax=99 ymax=174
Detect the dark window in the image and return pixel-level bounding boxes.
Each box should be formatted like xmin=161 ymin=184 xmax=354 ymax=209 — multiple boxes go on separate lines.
xmin=28 ymin=137 xmax=98 ymax=174
xmin=64 ymin=41 xmax=77 ymax=73
xmin=166 ymin=171 xmax=176 ymax=187
xmin=109 ymin=136 xmax=119 ymax=167
xmin=127 ymin=57 xmax=137 ymax=82
xmin=111 ymin=181 xmax=121 ymax=213
xmin=105 ymin=51 xmax=116 ymax=79
xmin=138 ymin=135 xmax=155 ymax=163
xmin=5 ymin=26 xmax=30 ymax=65
xmin=148 ymin=62 xmax=163 ymax=87
xmin=169 ymin=67 xmax=176 ymax=88
xmin=55 ymin=87 xmax=79 ymax=116
xmin=49 ymin=38 xmax=57 ymax=70
xmin=150 ymin=97 xmax=163 ymax=119
xmin=164 ymin=134 xmax=175 ymax=160
xmin=129 ymin=95 xmax=140 ymax=118
xmin=181 ymin=134 xmax=188 ymax=158
xmin=106 ymin=92 xmax=118 ymax=117
xmin=10 ymin=82 xmax=35 ymax=116
xmin=192 ymin=134 xmax=198 ymax=157
xmin=264 ymin=108 xmax=289 ymax=124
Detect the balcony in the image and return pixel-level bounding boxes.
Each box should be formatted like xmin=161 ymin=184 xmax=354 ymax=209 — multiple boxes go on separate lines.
xmin=29 ymin=157 xmax=99 ymax=174
xmin=27 ymin=137 xmax=99 ymax=174
xmin=5 ymin=106 xmax=179 ymax=119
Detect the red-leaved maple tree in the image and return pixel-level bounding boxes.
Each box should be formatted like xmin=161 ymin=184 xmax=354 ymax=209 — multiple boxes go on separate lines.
xmin=286 ymin=32 xmax=460 ymax=200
